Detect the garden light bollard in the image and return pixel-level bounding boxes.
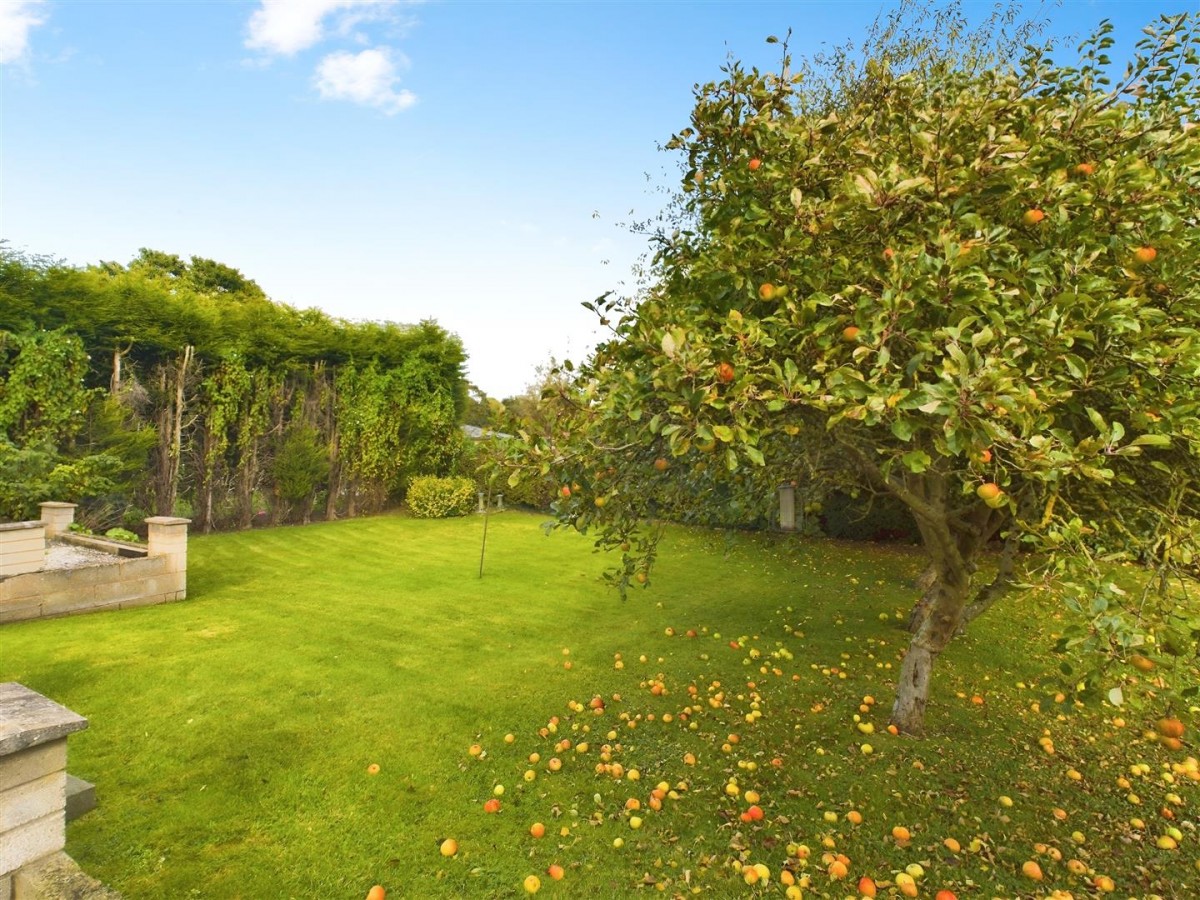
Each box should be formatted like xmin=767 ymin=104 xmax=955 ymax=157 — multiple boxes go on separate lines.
xmin=0 ymin=683 xmax=88 ymax=891
xmin=778 ymin=483 xmax=796 ymax=532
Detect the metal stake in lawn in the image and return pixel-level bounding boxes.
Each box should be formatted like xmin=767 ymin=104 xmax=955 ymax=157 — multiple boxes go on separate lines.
xmin=478 ymin=483 xmax=491 ymax=578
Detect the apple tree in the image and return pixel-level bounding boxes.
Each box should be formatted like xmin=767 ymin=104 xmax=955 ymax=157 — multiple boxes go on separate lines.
xmin=508 ymin=9 xmax=1200 ymax=736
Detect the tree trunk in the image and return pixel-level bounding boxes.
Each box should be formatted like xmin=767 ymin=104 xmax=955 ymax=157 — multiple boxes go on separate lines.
xmin=891 ymin=569 xmax=972 ymax=737
xmin=110 ymin=346 xmax=125 ymax=395
xmin=153 ymin=345 xmax=194 ymax=516
xmin=237 ymin=435 xmax=255 ymax=528
xmin=906 ymin=574 xmax=940 ymax=634
xmin=839 ymin=438 xmax=1014 ymax=737
xmin=325 ymin=424 xmax=341 ymax=521
xmin=891 ymin=641 xmax=936 ymax=736
xmin=195 ymin=422 xmax=216 ymax=534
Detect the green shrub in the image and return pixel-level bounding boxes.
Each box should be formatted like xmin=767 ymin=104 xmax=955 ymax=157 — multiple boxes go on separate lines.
xmin=104 ymin=527 xmax=142 ymax=543
xmin=497 ymin=469 xmax=556 ymax=511
xmin=406 ymin=476 xmax=476 ymax=519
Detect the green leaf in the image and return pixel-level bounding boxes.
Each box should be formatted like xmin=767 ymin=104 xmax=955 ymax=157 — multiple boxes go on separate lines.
xmin=783 ymin=358 xmax=799 ymax=385
xmin=901 ymin=449 xmax=931 ymax=473
xmin=712 ymin=425 xmax=734 ymax=443
xmin=1107 ymin=686 xmax=1124 ymax=707
xmin=891 ymin=418 xmax=916 ymax=441
xmin=970 ymin=326 xmax=994 ymax=348
xmin=1131 ymin=433 xmax=1171 ymax=447
xmin=893 ymin=176 xmax=930 ymax=194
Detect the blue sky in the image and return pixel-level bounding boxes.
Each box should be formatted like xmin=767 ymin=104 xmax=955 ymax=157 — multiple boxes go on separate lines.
xmin=0 ymin=1 xmax=1190 ymax=398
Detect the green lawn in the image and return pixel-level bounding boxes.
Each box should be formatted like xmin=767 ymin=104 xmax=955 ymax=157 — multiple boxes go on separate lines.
xmin=1 ymin=512 xmax=1194 ymax=898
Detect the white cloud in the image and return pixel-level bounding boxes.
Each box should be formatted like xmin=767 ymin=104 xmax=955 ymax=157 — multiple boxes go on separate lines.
xmin=246 ymin=0 xmax=398 ymax=56
xmin=314 ymin=47 xmax=415 ymax=114
xmin=0 ymin=0 xmax=48 ymax=65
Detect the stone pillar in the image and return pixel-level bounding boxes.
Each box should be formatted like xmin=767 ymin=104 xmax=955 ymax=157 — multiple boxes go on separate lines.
xmin=145 ymin=517 xmax=191 ymax=600
xmin=0 ymin=523 xmax=46 ymax=579
xmin=477 ymin=492 xmax=486 ymax=514
xmin=495 ymin=493 xmax=504 ymax=512
xmin=36 ymin=503 xmax=77 ymax=539
xmin=778 ymin=483 xmax=796 ymax=532
xmin=0 ymin=683 xmax=88 ymax=897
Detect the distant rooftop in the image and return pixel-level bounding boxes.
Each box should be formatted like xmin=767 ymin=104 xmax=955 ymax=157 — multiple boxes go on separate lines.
xmin=461 ymin=424 xmax=513 ymax=440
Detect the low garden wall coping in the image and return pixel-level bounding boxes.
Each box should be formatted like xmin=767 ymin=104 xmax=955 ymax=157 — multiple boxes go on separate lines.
xmin=0 ymin=684 xmax=88 ymax=757
xmin=144 ymin=517 xmax=192 ymax=527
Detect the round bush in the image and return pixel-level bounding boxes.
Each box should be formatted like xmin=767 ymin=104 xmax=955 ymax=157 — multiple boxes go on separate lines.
xmin=406 ymin=476 xmax=476 ymax=519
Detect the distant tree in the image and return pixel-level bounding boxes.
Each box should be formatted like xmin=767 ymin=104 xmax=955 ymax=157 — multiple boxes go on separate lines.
xmin=461 ymin=384 xmax=503 ymax=428
xmin=0 ymin=330 xmax=123 ymax=520
xmin=272 ymin=424 xmax=330 ymax=524
xmin=0 ymin=245 xmax=471 ymax=529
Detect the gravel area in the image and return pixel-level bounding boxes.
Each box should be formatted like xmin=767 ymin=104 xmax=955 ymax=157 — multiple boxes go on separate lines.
xmin=43 ymin=540 xmax=123 ymax=571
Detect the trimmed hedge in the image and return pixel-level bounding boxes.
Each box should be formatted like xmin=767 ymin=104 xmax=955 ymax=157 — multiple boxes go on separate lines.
xmin=407 ymin=476 xmax=476 ymax=519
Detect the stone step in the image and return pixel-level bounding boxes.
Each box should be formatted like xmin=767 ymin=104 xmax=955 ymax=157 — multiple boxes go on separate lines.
xmin=12 ymin=851 xmax=123 ymax=898
xmin=65 ymin=775 xmax=95 ymax=823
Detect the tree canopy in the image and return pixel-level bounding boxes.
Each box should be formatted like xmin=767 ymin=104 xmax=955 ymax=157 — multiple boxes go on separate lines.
xmin=0 ymin=245 xmax=470 ymax=531
xmin=510 ymin=8 xmax=1200 ymax=736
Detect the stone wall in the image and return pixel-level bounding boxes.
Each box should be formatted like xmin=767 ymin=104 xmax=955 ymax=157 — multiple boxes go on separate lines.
xmin=0 ymin=505 xmax=191 ymax=625
xmin=0 ymin=524 xmax=46 ymax=579
xmin=0 ymin=683 xmax=118 ymax=899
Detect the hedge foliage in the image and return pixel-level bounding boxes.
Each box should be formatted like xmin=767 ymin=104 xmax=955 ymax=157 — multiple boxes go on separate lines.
xmin=407 ymin=476 xmax=476 ymax=519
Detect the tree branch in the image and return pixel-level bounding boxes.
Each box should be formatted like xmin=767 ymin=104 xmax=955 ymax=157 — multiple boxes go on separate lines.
xmin=957 ymin=524 xmax=1021 ymax=631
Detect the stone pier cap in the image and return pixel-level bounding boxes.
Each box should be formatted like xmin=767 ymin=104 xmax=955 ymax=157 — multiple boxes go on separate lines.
xmin=0 ymin=683 xmax=88 ymax=756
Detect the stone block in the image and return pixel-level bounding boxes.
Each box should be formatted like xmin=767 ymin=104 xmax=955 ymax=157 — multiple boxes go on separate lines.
xmin=0 ymin=575 xmax=51 ymax=602
xmin=0 ymin=523 xmax=44 ymax=539
xmin=0 ymin=537 xmax=47 ymax=556
xmin=0 ymin=743 xmax=66 ymax=794
xmin=118 ymin=593 xmax=168 ymax=610
xmin=0 ymin=596 xmax=43 ymax=625
xmin=1 ymin=871 xmax=10 ymax=900
xmin=0 ymin=555 xmax=44 ymax=579
xmin=12 ymin=852 xmax=122 ymax=899
xmin=37 ymin=503 xmax=77 ymax=539
xmin=122 ymin=557 xmax=166 ymax=578
xmin=90 ymin=580 xmax=138 ymax=606
xmin=38 ymin=589 xmax=96 ymax=619
xmin=0 ymin=772 xmax=65 ymax=832
xmin=65 ymin=776 xmax=95 ymax=823
xmin=0 ymin=810 xmax=63 ymax=877
xmin=80 ymin=600 xmax=124 ymax=617
xmin=0 ymin=686 xmax=88 ymax=757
